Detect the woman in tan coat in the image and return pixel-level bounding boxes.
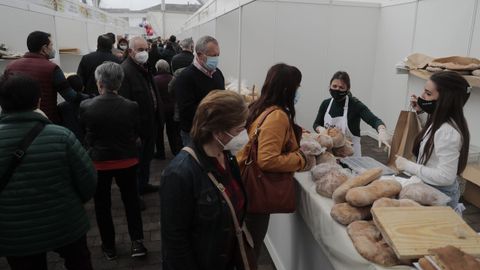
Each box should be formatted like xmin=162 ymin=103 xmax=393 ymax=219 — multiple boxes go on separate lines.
xmin=236 ymin=63 xmax=313 ymax=264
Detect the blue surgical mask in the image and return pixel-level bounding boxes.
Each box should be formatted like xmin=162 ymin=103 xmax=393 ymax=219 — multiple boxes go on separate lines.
xmin=294 ymin=90 xmax=301 ymax=104
xmin=205 ymin=56 xmax=219 ymax=71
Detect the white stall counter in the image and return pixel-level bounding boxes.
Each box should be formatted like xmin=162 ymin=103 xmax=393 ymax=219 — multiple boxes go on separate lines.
xmin=264 ymin=171 xmax=414 ymax=270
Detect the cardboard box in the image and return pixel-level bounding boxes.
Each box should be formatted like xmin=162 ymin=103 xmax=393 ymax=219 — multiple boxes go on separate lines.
xmin=462 ymin=163 xmax=480 ymax=208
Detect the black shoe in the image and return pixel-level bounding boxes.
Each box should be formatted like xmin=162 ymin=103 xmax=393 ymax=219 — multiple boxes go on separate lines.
xmin=140 ymin=184 xmax=159 ymax=195
xmin=139 ymin=197 xmax=146 ymax=211
xmin=101 ymin=245 xmax=117 ymax=261
xmin=131 ymin=240 xmax=147 ymax=257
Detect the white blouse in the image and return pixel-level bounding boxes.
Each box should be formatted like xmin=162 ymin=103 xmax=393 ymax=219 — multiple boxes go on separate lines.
xmin=415 ymin=122 xmax=462 ymax=186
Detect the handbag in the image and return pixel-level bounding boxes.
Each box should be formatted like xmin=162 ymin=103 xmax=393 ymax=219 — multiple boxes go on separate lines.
xmin=0 ymin=122 xmax=46 ymax=194
xmin=241 ymin=108 xmax=296 ymax=214
xmin=183 ymin=147 xmax=256 ymax=270
xmin=387 ymin=110 xmax=421 ymax=170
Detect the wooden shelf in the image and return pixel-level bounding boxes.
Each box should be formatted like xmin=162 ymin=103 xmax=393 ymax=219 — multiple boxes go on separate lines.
xmin=409 ymin=69 xmax=480 ymax=89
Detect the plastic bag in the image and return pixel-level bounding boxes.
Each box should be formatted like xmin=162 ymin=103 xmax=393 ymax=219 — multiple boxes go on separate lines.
xmin=300 ymin=135 xmax=325 ymax=156
xmin=312 ymin=163 xmax=351 ymax=198
xmin=399 ymin=182 xmax=451 ymax=206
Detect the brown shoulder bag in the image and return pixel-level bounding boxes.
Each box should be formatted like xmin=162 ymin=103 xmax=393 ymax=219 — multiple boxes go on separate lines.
xmin=241 ymin=108 xmax=296 ymax=214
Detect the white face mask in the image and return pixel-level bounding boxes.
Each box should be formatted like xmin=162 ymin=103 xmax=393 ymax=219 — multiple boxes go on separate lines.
xmin=134 ymin=51 xmax=149 ymax=64
xmin=214 ymin=131 xmax=235 ymax=149
xmin=119 ymin=45 xmax=127 ymax=50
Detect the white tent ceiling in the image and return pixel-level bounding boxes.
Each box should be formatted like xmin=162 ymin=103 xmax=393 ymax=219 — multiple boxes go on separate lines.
xmin=99 ymin=0 xmax=202 ymax=11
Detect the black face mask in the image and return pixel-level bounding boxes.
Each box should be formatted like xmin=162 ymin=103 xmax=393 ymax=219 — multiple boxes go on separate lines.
xmin=417 ymin=97 xmax=437 ymax=114
xmin=330 ymin=89 xmax=349 ymax=101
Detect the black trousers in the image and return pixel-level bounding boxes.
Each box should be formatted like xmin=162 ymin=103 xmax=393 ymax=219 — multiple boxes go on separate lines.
xmin=94 ymin=165 xmax=144 ymax=248
xmin=156 ymin=110 xmax=183 ymax=156
xmin=6 ymin=235 xmax=92 ymax=270
xmin=245 ymin=213 xmax=270 ymax=264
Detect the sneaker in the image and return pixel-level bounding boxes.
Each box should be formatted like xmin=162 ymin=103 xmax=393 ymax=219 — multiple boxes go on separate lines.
xmin=131 ymin=240 xmax=147 ymax=257
xmin=140 ymin=184 xmax=159 ymax=195
xmin=101 ymin=245 xmax=117 ymax=261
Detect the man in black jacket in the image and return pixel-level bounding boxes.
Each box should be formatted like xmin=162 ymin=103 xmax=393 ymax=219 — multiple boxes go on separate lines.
xmin=175 ymin=35 xmax=225 ymax=146
xmin=119 ymin=36 xmax=163 ymax=200
xmin=170 ymin=37 xmax=194 ymax=73
xmin=77 ymin=35 xmax=120 ymax=95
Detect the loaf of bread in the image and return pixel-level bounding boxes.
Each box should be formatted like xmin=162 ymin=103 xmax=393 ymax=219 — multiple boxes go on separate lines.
xmin=346 ymin=180 xmax=402 ymax=207
xmin=327 ymin=128 xmax=346 ymax=148
xmin=399 ymin=182 xmax=451 ymax=206
xmin=347 ymin=220 xmax=401 ymax=266
xmin=418 ymin=258 xmax=437 ymax=270
xmin=331 ymin=203 xmax=371 ymax=225
xmin=332 ymin=168 xmax=383 ymax=204
xmin=371 ymin=198 xmax=421 ymax=209
xmin=316 ymin=151 xmax=336 ymax=164
xmin=316 ymin=134 xmax=334 ymax=150
xmin=312 ymin=163 xmax=350 ymax=198
xmin=332 ymin=144 xmax=354 ymax=157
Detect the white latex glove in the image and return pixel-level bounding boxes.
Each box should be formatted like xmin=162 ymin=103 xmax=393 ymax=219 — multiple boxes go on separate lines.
xmin=395 ymin=155 xmax=421 ymax=175
xmin=377 ymin=126 xmax=391 ymax=148
xmin=315 ymin=126 xmax=326 ymax=134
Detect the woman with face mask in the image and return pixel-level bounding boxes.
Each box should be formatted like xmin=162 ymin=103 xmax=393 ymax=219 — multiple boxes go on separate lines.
xmin=161 ymin=90 xmax=253 ymax=270
xmin=313 ymin=71 xmax=391 ymax=156
xmin=236 ymin=63 xmax=315 ymax=266
xmin=395 ymin=71 xmax=471 ymax=211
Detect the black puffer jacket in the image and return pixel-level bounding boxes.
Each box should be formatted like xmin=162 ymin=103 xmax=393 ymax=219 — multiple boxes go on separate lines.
xmin=79 ymin=92 xmax=140 ymax=161
xmin=160 ymin=144 xmax=248 ymax=270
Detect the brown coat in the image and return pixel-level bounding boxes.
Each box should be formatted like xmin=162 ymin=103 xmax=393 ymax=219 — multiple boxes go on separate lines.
xmin=237 ymin=106 xmax=305 ymax=173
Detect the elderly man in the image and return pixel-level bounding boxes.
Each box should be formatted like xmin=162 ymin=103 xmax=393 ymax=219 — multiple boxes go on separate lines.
xmin=119 ymin=36 xmax=163 ymax=202
xmin=170 ymin=37 xmax=194 ymax=73
xmin=5 ymin=31 xmax=85 ymax=124
xmin=175 ymin=35 xmax=225 ymax=145
xmin=80 ymin=62 xmax=147 ymax=260
xmin=0 ymin=74 xmax=97 ymax=270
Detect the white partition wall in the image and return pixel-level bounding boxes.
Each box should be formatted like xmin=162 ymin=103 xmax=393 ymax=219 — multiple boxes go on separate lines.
xmin=372 ymin=0 xmax=480 ymax=146
xmin=215 ymin=9 xmax=241 ymax=83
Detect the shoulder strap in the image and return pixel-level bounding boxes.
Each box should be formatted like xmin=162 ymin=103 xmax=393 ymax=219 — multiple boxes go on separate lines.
xmin=0 ymin=122 xmax=46 ymax=193
xmin=182 ymin=147 xmax=253 ymax=270
xmin=253 ymin=107 xmax=279 ymax=136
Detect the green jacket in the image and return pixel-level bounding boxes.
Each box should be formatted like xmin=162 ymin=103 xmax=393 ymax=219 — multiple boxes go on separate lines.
xmin=0 ymin=112 xmax=97 ymax=256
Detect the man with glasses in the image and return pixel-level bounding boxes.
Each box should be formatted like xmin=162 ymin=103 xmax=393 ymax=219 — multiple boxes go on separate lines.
xmin=175 ymin=35 xmax=225 ymax=146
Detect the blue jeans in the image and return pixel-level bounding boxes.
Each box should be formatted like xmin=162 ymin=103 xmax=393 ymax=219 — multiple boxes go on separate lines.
xmin=180 ymin=130 xmax=192 ymax=146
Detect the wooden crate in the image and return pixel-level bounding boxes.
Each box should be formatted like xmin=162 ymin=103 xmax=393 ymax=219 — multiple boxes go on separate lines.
xmin=462 ymin=164 xmax=480 ymax=208
xmin=372 ymin=206 xmax=480 ymax=260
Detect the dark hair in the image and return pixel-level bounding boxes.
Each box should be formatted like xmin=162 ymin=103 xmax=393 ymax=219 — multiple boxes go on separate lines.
xmin=191 ymin=90 xmax=248 ymax=145
xmin=246 ymin=63 xmax=302 ymax=129
xmin=330 ymin=71 xmax=351 ymax=90
xmin=169 ymin=35 xmax=176 ymax=42
xmin=413 ymin=71 xmax=470 ymax=175
xmin=27 ymin=31 xmax=51 ymax=53
xmin=0 ymin=73 xmax=41 ymax=113
xmin=97 ymin=35 xmax=113 ymax=50
xmin=105 ymin=32 xmax=115 ymax=43
xmin=67 ymin=74 xmax=83 ymax=92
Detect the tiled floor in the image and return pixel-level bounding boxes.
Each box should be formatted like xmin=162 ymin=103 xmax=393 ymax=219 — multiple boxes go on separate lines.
xmin=1 ymin=135 xmax=478 ymax=270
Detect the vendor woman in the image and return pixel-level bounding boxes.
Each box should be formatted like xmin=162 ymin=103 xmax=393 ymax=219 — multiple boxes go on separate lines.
xmin=395 ymin=71 xmax=471 ymax=210
xmin=313 ymin=71 xmax=391 ymax=156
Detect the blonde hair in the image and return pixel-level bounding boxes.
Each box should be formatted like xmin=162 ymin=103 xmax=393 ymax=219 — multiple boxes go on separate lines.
xmin=191 ymin=90 xmax=247 ymax=145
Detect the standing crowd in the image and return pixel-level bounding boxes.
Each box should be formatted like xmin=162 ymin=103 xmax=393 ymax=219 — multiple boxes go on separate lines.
xmin=0 ymin=29 xmax=472 ymax=270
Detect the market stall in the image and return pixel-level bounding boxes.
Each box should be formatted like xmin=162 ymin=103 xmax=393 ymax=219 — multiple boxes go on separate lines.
xmin=265 ymin=171 xmax=414 ymax=270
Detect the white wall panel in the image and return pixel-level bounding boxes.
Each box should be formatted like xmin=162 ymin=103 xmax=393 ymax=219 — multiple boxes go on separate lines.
xmin=86 ymin=22 xmax=106 ymax=52
xmin=469 ymin=0 xmax=480 ymax=58
xmin=274 ymin=2 xmax=330 ymax=129
xmin=370 ymin=3 xmax=416 ymax=132
xmin=240 ymin=1 xmax=276 ymax=94
xmin=413 ymin=0 xmax=476 ymax=56
xmin=326 ymin=5 xmax=379 ymax=132
xmin=0 ymin=5 xmax=55 ymax=55
xmin=216 ymin=9 xmax=241 ymax=83
xmin=464 ymin=90 xmax=480 ymax=147
xmin=196 ymin=19 xmax=216 ymax=41
xmin=55 ymin=17 xmax=89 ymax=54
